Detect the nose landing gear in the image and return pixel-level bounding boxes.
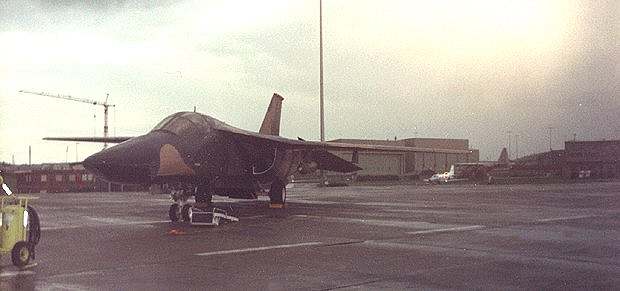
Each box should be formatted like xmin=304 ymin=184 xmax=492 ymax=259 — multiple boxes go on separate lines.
xmin=168 ymin=184 xmax=213 ymax=222
xmin=268 ymin=179 xmax=286 ymax=209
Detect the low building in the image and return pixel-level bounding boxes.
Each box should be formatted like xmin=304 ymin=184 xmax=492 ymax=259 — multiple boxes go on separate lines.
xmin=563 ymin=140 xmax=620 ymax=178
xmin=513 ymin=140 xmax=620 ymax=179
xmin=0 ymin=163 xmax=146 ymax=194
xmin=327 ymin=138 xmax=479 ymax=179
xmin=1 ymin=163 xmax=96 ymax=193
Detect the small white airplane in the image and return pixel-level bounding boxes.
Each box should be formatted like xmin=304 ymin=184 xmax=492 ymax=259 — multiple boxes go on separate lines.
xmin=425 ymin=165 xmax=457 ymax=184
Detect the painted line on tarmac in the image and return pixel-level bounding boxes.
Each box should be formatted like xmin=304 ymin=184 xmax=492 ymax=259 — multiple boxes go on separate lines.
xmin=43 ymin=270 xmax=103 ymax=280
xmin=41 ymin=220 xmax=171 ymax=230
xmin=407 ymin=225 xmax=485 ymax=235
xmin=0 ymin=270 xmax=36 ymax=278
xmin=535 ymin=214 xmax=600 ymax=223
xmin=195 ymin=241 xmax=322 ymax=256
xmin=244 ymin=215 xmax=269 ymax=220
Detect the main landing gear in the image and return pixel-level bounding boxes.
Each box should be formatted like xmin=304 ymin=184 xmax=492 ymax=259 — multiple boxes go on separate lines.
xmin=268 ymin=179 xmax=286 ymax=209
xmin=168 ymin=185 xmax=212 ymax=222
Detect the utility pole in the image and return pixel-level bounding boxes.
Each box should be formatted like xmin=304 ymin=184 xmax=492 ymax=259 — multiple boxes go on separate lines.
xmin=319 ymin=0 xmax=325 ymax=143
xmin=28 ymin=146 xmax=31 ymax=165
xmin=507 ymin=130 xmax=512 ymax=159
xmin=547 ymin=127 xmax=554 ymax=151
xmin=319 ymin=0 xmax=326 ymax=185
xmin=515 ymin=134 xmax=519 ymax=159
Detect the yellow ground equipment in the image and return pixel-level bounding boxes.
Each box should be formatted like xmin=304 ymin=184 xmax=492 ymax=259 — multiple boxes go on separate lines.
xmin=0 ymin=196 xmax=40 ymax=267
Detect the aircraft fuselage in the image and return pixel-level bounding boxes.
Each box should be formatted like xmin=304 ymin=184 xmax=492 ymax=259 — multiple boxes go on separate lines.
xmin=83 ymin=112 xmax=287 ymax=195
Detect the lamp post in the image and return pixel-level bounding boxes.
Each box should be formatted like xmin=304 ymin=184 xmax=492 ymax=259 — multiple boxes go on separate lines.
xmin=547 ymin=127 xmax=554 ymax=151
xmin=507 ymin=130 xmax=512 ymax=159
xmin=319 ymin=0 xmax=325 ymax=143
xmin=319 ymin=0 xmax=326 ymax=185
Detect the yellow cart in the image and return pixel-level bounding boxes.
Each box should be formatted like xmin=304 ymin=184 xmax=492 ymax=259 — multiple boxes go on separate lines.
xmin=0 ymin=196 xmax=40 ymax=267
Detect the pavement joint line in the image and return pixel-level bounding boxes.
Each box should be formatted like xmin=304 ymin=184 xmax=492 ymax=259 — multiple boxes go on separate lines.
xmin=535 ymin=214 xmax=601 ymax=223
xmin=195 ymin=241 xmax=323 ymax=256
xmin=407 ymin=225 xmax=485 ymax=235
xmin=320 ymin=262 xmax=483 ymax=291
xmin=244 ymin=215 xmax=270 ymax=220
xmin=0 ymin=270 xmax=36 ymax=278
xmin=319 ymin=278 xmax=386 ymax=290
xmin=379 ymin=241 xmax=620 ymax=268
xmin=41 ymin=220 xmax=171 ymax=231
xmin=321 ymin=240 xmax=366 ymax=247
xmin=43 ymin=270 xmax=103 ymax=280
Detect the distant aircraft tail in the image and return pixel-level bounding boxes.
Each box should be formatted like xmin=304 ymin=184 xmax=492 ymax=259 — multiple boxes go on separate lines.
xmin=498 ymin=147 xmax=509 ymax=164
xmin=259 ymin=93 xmax=284 ymax=136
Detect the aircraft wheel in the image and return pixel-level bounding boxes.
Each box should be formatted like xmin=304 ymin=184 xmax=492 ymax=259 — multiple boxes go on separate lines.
xmin=168 ymin=204 xmax=180 ymax=222
xmin=268 ymin=180 xmax=286 ymax=209
xmin=181 ymin=204 xmax=192 ymax=222
xmin=11 ymin=241 xmax=31 ymax=267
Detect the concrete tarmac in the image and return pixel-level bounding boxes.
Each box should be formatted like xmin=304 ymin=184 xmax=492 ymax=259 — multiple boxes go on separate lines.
xmin=1 ymin=182 xmax=619 ymax=290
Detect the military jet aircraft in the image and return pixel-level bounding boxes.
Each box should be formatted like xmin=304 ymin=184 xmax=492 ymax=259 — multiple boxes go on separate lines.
xmin=46 ymin=93 xmax=455 ymax=221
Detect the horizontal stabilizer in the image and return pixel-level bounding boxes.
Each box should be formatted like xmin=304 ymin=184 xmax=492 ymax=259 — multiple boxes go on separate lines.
xmin=44 ymin=136 xmax=133 ymax=143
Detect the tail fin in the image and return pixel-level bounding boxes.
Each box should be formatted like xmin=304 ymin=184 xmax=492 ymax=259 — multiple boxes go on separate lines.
xmin=259 ymin=93 xmax=284 ymax=136
xmin=498 ymin=147 xmax=509 ymax=164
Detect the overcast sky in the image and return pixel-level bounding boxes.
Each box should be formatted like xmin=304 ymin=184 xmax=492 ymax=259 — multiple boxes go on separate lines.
xmin=1 ymin=0 xmax=618 ymax=164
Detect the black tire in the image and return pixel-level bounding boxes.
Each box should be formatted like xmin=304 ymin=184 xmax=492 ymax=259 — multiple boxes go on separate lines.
xmin=195 ymin=184 xmax=213 ymax=203
xmin=12 ymin=241 xmax=31 ymax=267
xmin=168 ymin=204 xmax=180 ymax=222
xmin=269 ymin=180 xmax=286 ymax=204
xmin=181 ymin=204 xmax=192 ymax=222
xmin=27 ymin=205 xmax=41 ymax=246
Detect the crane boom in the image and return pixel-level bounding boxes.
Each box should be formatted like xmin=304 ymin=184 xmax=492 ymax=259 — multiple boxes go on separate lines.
xmin=18 ymin=90 xmax=115 ymax=107
xmin=19 ymin=90 xmax=116 ymax=149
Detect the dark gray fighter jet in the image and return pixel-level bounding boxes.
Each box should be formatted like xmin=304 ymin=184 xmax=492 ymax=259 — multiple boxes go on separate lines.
xmin=44 ymin=93 xmax=431 ymax=221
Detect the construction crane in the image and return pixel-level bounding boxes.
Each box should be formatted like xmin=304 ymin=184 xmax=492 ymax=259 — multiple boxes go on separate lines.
xmin=18 ymin=90 xmax=116 ymax=149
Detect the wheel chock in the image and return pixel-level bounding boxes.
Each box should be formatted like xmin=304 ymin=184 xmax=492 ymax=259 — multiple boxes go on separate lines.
xmin=269 ymin=203 xmax=284 ymax=209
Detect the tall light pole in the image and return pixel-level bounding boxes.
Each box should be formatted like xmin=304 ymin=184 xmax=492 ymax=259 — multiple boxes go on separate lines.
xmin=515 ymin=134 xmax=519 ymax=159
xmin=547 ymin=127 xmax=554 ymax=151
xmin=319 ymin=0 xmax=326 ymax=185
xmin=507 ymin=130 xmax=512 ymax=159
xmin=319 ymin=0 xmax=325 ymax=143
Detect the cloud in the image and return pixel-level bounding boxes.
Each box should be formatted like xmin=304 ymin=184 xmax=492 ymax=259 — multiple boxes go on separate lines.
xmin=0 ymin=0 xmax=618 ymax=164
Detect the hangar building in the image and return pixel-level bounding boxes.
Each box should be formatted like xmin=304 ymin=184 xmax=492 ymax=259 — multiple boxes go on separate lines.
xmin=563 ymin=140 xmax=620 ymax=178
xmin=513 ymin=140 xmax=620 ymax=179
xmin=327 ymin=138 xmax=479 ymax=179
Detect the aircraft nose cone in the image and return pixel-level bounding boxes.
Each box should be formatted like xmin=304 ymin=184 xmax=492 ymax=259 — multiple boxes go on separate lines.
xmin=84 ymin=147 xmax=152 ymax=184
xmin=82 ymin=133 xmax=172 ymax=183
xmin=82 ymin=152 xmax=104 ymax=176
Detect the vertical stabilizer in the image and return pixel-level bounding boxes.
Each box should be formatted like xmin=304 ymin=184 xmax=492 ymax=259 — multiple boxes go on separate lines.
xmin=498 ymin=147 xmax=509 ymax=164
xmin=259 ymin=93 xmax=284 ymax=136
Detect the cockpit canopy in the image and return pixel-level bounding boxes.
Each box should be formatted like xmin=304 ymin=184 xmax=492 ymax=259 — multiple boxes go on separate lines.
xmin=151 ymin=112 xmax=211 ymax=136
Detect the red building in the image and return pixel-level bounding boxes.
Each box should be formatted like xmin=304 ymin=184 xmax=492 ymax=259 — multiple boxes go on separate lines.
xmin=1 ymin=163 xmax=147 ymax=194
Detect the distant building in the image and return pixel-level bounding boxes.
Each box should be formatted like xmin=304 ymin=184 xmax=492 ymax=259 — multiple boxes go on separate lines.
xmin=563 ymin=140 xmax=620 ymax=178
xmin=514 ymin=140 xmax=620 ymax=179
xmin=0 ymin=163 xmax=146 ymax=194
xmin=327 ymin=138 xmax=479 ymax=179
